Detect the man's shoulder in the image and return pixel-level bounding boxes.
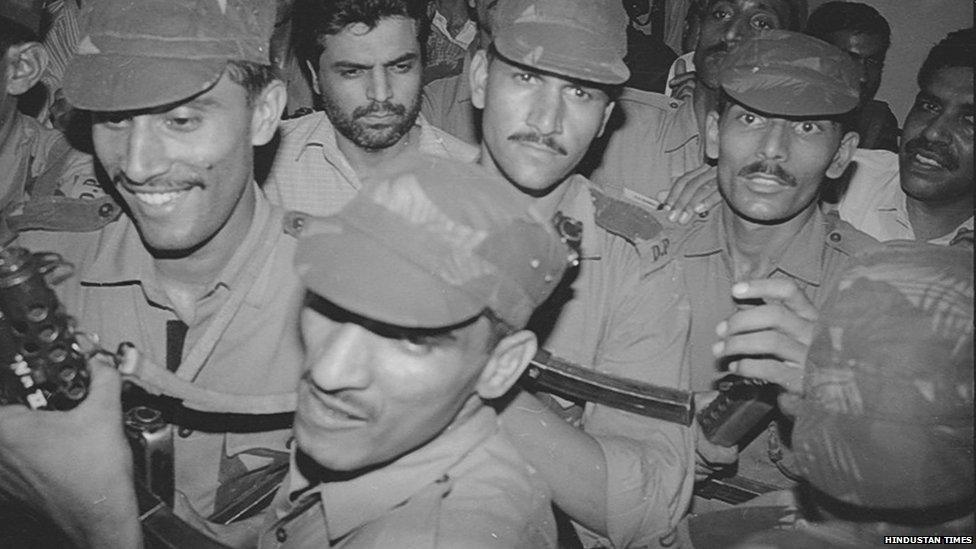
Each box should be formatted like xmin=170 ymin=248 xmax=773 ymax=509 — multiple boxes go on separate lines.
xmin=418 ymin=116 xmax=479 ymax=162
xmin=823 ymin=211 xmax=884 ymax=258
xmin=274 ymin=111 xmax=334 ymax=156
xmin=586 ymin=182 xmax=669 ymax=249
xmin=616 ymin=86 xmax=686 ymax=113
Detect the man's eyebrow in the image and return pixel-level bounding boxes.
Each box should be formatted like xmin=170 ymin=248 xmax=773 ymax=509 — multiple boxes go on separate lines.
xmin=383 ymin=52 xmax=419 ymax=67
xmin=332 ymin=60 xmax=373 ymax=70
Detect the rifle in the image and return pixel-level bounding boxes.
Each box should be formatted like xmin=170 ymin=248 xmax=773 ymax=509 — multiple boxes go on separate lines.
xmin=0 ymin=245 xmax=231 ymax=549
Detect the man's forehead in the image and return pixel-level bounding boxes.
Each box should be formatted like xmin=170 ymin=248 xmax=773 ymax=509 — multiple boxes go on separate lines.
xmin=320 ymin=18 xmax=420 ymax=54
xmin=923 ymin=66 xmax=975 ymax=102
xmin=725 ymin=101 xmax=843 ymax=125
xmin=492 ymin=51 xmax=610 ymax=94
xmin=706 ymin=0 xmax=794 ymax=17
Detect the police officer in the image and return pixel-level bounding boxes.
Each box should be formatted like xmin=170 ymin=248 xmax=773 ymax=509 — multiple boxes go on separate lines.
xmin=0 ymin=0 xmax=303 ymax=546
xmin=640 ymin=31 xmax=882 ymax=530
xmin=472 ymin=1 xmax=697 ymax=546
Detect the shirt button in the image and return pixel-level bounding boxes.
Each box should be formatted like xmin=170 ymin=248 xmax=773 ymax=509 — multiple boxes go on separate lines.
xmin=177 ymin=427 xmax=193 ymax=438
xmin=276 ymin=527 xmax=288 ymax=542
xmin=98 ymin=203 xmax=114 ymax=217
xmin=829 ymin=232 xmax=842 ymax=242
xmin=291 ymin=216 xmax=305 ymax=232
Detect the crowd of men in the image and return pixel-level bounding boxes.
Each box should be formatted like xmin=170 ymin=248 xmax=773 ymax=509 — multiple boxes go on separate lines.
xmin=0 ymin=0 xmax=971 ymax=548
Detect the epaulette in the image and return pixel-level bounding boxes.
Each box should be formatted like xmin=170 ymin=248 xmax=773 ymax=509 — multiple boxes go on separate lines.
xmin=3 ymin=195 xmax=122 ymax=240
xmin=823 ymin=211 xmax=884 ymax=257
xmin=616 ymin=86 xmax=684 ymax=113
xmin=589 ymin=185 xmax=665 ymax=246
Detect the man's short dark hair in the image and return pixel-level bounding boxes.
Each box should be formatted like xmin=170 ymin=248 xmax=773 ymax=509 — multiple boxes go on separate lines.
xmin=805 ymin=1 xmax=891 ymax=50
xmin=292 ymin=0 xmax=430 ymax=67
xmin=691 ymin=0 xmax=808 ymax=31
xmin=225 ymin=61 xmax=278 ymax=106
xmin=716 ymin=90 xmax=857 ymax=135
xmin=916 ymin=27 xmax=975 ymax=89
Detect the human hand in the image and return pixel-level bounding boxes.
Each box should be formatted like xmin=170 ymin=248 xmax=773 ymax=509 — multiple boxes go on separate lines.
xmin=694 ymin=391 xmax=738 ymax=482
xmin=0 ymin=354 xmax=142 ymax=548
xmin=667 ymin=57 xmax=697 ymax=101
xmin=711 ymin=280 xmax=818 ymax=412
xmin=656 ymin=164 xmax=719 ymax=224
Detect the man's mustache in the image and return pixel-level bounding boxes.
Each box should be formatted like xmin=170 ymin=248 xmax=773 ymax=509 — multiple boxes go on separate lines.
xmin=903 ymin=136 xmax=959 ymax=171
xmin=353 ymin=100 xmax=407 ymax=119
xmin=738 ymin=161 xmax=797 ymax=187
xmin=701 ymin=41 xmax=730 ymax=59
xmin=508 ymin=132 xmax=568 ymax=156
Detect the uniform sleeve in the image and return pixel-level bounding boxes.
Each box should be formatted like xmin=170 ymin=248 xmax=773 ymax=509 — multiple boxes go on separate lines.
xmin=582 ymin=249 xmax=696 ymax=548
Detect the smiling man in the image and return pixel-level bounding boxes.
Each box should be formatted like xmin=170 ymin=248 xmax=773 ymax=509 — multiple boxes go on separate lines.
xmin=838 ymin=27 xmax=974 ymax=246
xmin=635 ymin=31 xmax=881 ymax=530
xmin=263 ymin=0 xmax=476 ymax=217
xmin=0 ymin=0 xmax=309 ymax=546
xmin=259 ymin=154 xmax=571 ymax=548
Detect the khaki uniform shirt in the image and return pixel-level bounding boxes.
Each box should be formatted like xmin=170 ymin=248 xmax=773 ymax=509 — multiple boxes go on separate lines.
xmin=586 ymin=89 xmax=704 ymax=211
xmin=16 ymin=188 xmax=306 ymax=545
xmin=0 ymin=112 xmax=102 ymax=213
xmin=262 ymin=112 xmax=478 ymax=217
xmin=259 ymin=407 xmax=557 ymax=549
xmin=642 ymin=205 xmax=880 ymax=496
xmin=532 ymin=175 xmax=696 ymax=548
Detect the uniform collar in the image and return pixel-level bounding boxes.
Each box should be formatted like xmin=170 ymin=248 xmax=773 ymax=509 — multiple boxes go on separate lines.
xmin=79 ymin=184 xmax=280 ymax=308
xmin=664 ymin=96 xmax=700 ymax=155
xmin=289 ymin=406 xmax=498 ymax=541
xmin=682 ymin=205 xmax=830 ymax=287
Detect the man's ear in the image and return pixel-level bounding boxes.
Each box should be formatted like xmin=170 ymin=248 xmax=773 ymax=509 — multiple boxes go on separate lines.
xmin=825 ymin=130 xmax=860 ymax=179
xmin=704 ymin=110 xmax=721 ymax=161
xmin=469 ymin=49 xmax=489 ymax=110
xmin=304 ymin=59 xmax=322 ymax=95
xmin=596 ymin=100 xmax=616 ymax=138
xmin=4 ymin=42 xmax=48 ymax=96
xmin=475 ymin=329 xmax=537 ymax=400
xmin=250 ymin=79 xmax=287 ymax=147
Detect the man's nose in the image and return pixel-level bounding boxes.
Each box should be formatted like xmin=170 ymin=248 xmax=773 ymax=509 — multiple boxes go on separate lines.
xmin=365 ymin=68 xmax=392 ymax=104
xmin=526 ymin=86 xmax=564 ymax=136
xmin=758 ymin=121 xmax=789 ymax=162
xmin=122 ymin=117 xmax=169 ymax=184
xmin=308 ymin=323 xmax=372 ymax=392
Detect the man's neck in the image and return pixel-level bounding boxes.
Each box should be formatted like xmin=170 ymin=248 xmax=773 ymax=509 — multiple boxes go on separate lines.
xmin=152 ymin=183 xmax=258 ymax=319
xmin=905 ymin=194 xmax=973 ymax=242
xmin=692 ymin=83 xmax=720 ymax=140
xmin=477 ymin=145 xmax=572 ymax=220
xmin=336 ymin=123 xmax=420 ymax=179
xmin=723 ymin=204 xmax=817 ymax=282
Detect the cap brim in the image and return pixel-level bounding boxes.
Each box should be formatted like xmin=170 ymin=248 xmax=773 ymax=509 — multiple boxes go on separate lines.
xmin=63 ymin=54 xmax=227 ymax=111
xmin=295 ymin=223 xmax=484 ymax=330
xmin=495 ymin=24 xmax=629 ymax=85
xmin=722 ymin=71 xmax=860 ymax=118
